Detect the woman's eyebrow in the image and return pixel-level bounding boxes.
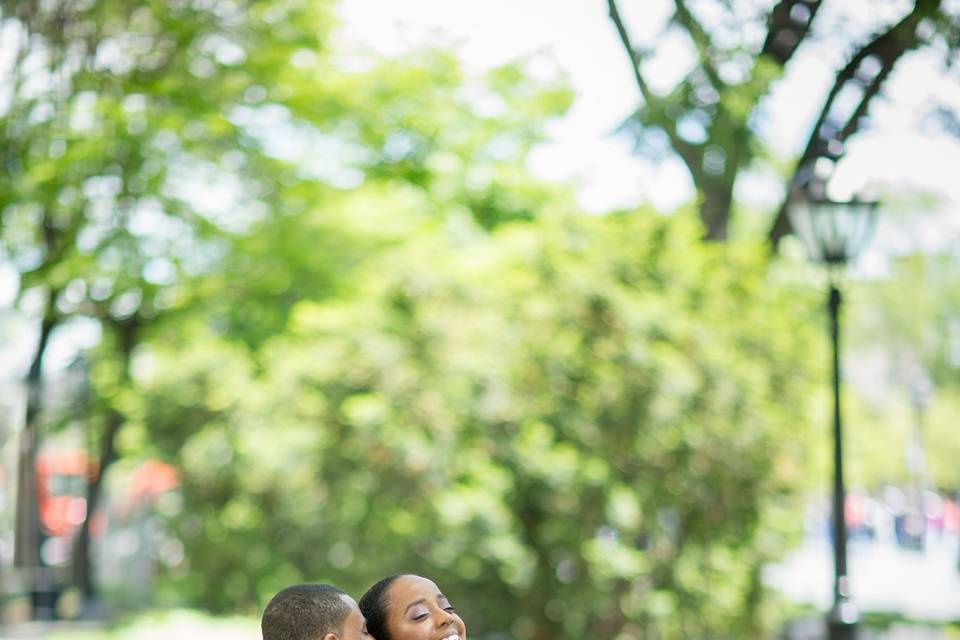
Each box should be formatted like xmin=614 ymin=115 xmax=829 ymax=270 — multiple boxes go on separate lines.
xmin=404 ymin=598 xmax=428 ymax=613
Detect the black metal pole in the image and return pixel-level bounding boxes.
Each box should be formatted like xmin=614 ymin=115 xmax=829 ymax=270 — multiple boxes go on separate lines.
xmin=827 ymin=280 xmax=857 ymax=639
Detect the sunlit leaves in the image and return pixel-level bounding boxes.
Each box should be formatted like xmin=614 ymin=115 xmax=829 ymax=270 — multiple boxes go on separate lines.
xmin=140 ymin=210 xmax=820 ymax=636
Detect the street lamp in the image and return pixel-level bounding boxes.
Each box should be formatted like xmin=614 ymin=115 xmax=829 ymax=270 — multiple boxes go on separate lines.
xmin=905 ymin=373 xmax=933 ymax=551
xmin=788 ymin=194 xmax=878 ymax=640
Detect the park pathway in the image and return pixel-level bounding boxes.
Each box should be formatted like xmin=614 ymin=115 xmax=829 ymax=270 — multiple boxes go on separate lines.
xmin=766 ymin=532 xmax=960 ymax=623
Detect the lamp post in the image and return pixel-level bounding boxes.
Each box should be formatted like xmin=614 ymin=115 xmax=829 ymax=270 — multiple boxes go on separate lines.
xmin=906 ymin=373 xmax=933 ymax=550
xmin=788 ymin=194 xmax=878 ymax=640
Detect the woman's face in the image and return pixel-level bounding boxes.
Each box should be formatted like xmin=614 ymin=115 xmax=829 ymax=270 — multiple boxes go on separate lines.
xmin=384 ymin=575 xmax=466 ymax=640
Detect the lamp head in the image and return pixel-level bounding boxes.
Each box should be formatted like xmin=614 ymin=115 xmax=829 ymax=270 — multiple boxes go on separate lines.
xmin=787 ymin=195 xmax=878 ymax=266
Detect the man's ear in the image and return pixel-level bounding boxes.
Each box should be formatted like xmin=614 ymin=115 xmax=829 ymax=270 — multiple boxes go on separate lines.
xmin=323 ymin=633 xmax=340 ymax=640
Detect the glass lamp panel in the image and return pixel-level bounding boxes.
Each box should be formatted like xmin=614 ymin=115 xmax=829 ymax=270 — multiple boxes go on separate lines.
xmin=846 ymin=201 xmax=878 ymax=261
xmin=834 ymin=205 xmax=862 ymax=262
xmin=813 ymin=205 xmax=846 ymax=263
xmin=787 ymin=199 xmax=824 ymax=262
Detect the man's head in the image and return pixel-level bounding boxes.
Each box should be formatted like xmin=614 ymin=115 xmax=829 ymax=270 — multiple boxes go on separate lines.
xmin=262 ymin=583 xmax=369 ymax=640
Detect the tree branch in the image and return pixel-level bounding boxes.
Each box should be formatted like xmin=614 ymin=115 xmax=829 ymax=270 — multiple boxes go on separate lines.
xmin=607 ymin=0 xmax=703 ymax=180
xmin=670 ymin=0 xmax=723 ymax=89
xmin=607 ymin=0 xmax=654 ymax=105
xmin=768 ymin=0 xmax=942 ymax=246
xmin=837 ymin=65 xmax=896 ymax=144
xmin=761 ymin=0 xmax=824 ymax=66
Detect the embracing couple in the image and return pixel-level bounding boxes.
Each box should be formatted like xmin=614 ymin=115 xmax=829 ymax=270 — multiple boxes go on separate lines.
xmin=261 ymin=574 xmax=466 ymax=640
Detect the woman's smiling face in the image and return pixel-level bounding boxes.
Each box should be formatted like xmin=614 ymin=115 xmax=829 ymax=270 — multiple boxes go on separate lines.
xmin=384 ymin=575 xmax=466 ymax=640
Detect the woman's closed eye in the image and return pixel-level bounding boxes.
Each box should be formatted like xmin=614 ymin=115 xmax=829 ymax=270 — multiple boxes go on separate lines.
xmin=409 ymin=606 xmax=430 ymax=621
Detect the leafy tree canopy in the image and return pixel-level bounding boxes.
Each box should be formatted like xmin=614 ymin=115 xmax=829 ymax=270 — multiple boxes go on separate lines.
xmin=137 ymin=210 xmax=823 ymax=637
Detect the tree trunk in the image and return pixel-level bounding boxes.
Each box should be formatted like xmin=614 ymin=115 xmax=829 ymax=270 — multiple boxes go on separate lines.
xmin=70 ymin=409 xmax=121 ymax=598
xmin=13 ymin=290 xmax=60 ymax=619
xmin=71 ymin=317 xmax=139 ymax=603
xmin=700 ymin=181 xmax=734 ymax=241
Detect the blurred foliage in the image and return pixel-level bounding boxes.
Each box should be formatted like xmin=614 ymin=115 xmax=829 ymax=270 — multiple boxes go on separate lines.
xmin=4 ymin=0 xmax=933 ymax=637
xmin=845 ymin=249 xmax=960 ymax=491
xmin=852 ymin=251 xmax=960 ymax=389
xmin=135 ymin=210 xmax=823 ymax=637
xmin=0 ymin=0 xmax=570 ymax=344
xmin=1 ymin=0 xmax=573 ymax=601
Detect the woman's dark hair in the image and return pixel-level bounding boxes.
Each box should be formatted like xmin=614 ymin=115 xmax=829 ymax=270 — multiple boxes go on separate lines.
xmin=359 ymin=574 xmax=407 ymax=640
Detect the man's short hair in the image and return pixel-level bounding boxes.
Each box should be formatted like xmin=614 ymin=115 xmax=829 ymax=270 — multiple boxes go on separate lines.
xmin=262 ymin=583 xmax=351 ymax=640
